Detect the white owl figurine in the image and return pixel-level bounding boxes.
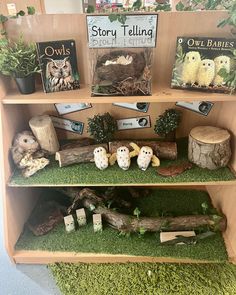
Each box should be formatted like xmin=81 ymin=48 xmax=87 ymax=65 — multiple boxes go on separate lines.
xmin=116 ymin=146 xmax=131 ymax=170
xmin=64 ymin=215 xmax=75 ymax=233
xmin=129 ymin=143 xmax=160 ymax=171
xmin=213 ymin=56 xmax=230 ymax=87
xmin=197 ymin=59 xmax=215 ymax=87
xmin=93 ymin=147 xmax=110 ymax=170
xmin=181 ymin=51 xmax=201 ymax=85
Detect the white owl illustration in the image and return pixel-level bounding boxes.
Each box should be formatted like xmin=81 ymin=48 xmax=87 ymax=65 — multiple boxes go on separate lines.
xmin=93 ymin=147 xmax=110 ymax=170
xmin=116 ymin=146 xmax=131 ymax=170
xmin=213 ymin=56 xmax=230 ymax=86
xmin=197 ymin=59 xmax=215 ymax=87
xmin=181 ymin=51 xmax=201 ymax=85
xmin=137 ymin=146 xmax=154 ymax=171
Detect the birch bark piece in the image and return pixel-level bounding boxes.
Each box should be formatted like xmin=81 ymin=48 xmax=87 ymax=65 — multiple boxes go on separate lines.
xmin=29 ymin=115 xmax=60 ymax=154
xmin=188 ymin=126 xmax=231 ymax=170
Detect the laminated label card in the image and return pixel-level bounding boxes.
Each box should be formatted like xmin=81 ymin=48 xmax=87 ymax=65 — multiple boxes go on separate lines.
xmin=51 ymin=116 xmax=84 ymax=134
xmin=87 ymin=14 xmax=158 ymax=48
xmin=113 ymin=102 xmax=149 ymax=113
xmin=176 ymin=101 xmax=213 ymax=116
xmin=55 ymin=103 xmax=92 ymax=115
xmin=117 ymin=115 xmax=151 ymax=130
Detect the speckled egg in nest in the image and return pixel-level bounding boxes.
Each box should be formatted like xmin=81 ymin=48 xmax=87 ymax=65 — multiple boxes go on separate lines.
xmin=96 ymin=51 xmax=146 ymax=82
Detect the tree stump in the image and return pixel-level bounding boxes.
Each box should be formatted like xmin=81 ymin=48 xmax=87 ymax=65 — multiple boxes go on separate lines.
xmin=188 ymin=126 xmax=231 ymax=170
xmin=29 ymin=115 xmax=60 ymax=155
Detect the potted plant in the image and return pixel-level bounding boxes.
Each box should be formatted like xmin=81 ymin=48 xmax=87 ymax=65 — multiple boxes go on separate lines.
xmin=0 ymin=36 xmax=40 ymax=94
xmin=154 ymin=108 xmax=182 ymax=141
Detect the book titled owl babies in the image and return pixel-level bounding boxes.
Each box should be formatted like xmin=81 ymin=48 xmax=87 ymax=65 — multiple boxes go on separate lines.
xmin=36 ymin=40 xmax=80 ymax=93
xmin=171 ymin=37 xmax=236 ymax=94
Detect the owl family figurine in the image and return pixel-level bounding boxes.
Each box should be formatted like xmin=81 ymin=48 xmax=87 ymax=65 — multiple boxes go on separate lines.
xmin=93 ymin=147 xmax=111 ymax=170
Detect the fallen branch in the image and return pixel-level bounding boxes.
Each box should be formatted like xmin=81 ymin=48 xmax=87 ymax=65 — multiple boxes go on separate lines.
xmin=60 ymin=188 xmax=226 ymax=233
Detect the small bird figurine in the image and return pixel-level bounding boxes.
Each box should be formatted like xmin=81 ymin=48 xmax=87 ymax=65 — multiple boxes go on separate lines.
xmin=93 ymin=147 xmax=110 ymax=170
xmin=109 ymin=145 xmax=138 ymax=170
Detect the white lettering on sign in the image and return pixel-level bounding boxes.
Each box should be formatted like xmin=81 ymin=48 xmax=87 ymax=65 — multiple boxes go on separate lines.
xmin=117 ymin=116 xmax=151 ymax=131
xmin=87 ymin=15 xmax=158 ymax=48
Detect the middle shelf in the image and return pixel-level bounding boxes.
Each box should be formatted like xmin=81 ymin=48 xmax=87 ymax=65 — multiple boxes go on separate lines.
xmin=9 ymin=138 xmax=236 ymax=187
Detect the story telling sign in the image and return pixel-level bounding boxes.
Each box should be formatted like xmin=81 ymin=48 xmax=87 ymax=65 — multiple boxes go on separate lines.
xmin=87 ymin=14 xmax=158 ymax=48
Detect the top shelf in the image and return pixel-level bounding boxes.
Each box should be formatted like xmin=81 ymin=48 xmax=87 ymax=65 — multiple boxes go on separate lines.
xmin=2 ymin=83 xmax=236 ymax=104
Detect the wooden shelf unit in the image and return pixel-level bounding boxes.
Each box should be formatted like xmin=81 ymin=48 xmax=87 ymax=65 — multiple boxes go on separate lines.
xmin=1 ymin=11 xmax=236 ymax=264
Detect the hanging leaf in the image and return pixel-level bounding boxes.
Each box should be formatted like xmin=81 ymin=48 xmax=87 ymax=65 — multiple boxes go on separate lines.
xmin=108 ymin=14 xmax=118 ymax=23
xmin=0 ymin=14 xmax=8 ymax=23
xmin=133 ymin=207 xmax=141 ymax=219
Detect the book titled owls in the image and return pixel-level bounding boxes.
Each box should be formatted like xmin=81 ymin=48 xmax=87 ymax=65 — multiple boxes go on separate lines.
xmin=36 ymin=40 xmax=80 ymax=93
xmin=171 ymin=37 xmax=236 ymax=94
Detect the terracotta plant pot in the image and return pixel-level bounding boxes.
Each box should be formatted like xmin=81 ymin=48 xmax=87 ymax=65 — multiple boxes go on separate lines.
xmin=15 ymin=74 xmax=36 ymax=94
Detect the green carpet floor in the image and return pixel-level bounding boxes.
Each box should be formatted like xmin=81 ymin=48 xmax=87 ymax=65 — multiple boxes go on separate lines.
xmin=49 ymin=262 xmax=236 ymax=295
xmin=15 ymin=189 xmax=228 ymax=262
xmin=9 ymin=138 xmax=235 ymax=186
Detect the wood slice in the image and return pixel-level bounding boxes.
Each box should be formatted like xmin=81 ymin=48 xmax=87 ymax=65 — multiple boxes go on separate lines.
xmin=109 ymin=140 xmax=177 ymax=160
xmin=29 ymin=115 xmax=60 ymax=155
xmin=55 ymin=143 xmax=108 ymax=167
xmin=188 ymin=126 xmax=231 ymax=170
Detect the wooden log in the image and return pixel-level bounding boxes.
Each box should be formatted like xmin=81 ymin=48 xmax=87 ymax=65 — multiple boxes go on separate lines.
xmin=29 ymin=115 xmax=60 ymax=155
xmin=55 ymin=143 xmax=108 ymax=167
xmin=61 ymin=188 xmax=227 ymax=233
xmin=188 ymin=126 xmax=231 ymax=170
xmin=109 ymin=140 xmax=177 ymax=160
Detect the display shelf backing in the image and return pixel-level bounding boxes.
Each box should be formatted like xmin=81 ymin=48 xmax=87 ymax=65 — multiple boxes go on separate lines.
xmin=24 ymin=101 xmax=220 ymax=140
xmin=1 ymin=11 xmax=233 ymax=104
xmin=12 ymin=250 xmax=220 ymax=264
xmin=207 ymin=185 xmax=236 ymax=263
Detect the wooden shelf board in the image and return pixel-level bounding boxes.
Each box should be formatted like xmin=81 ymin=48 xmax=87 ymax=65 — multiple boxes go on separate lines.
xmin=13 ymin=250 xmax=221 ymax=264
xmin=2 ymin=84 xmax=236 ymax=104
xmin=7 ymin=180 xmax=236 ymax=188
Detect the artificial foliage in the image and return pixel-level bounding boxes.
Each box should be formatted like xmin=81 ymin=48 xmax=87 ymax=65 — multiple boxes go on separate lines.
xmin=16 ymin=189 xmax=228 ymax=262
xmin=50 ymin=262 xmax=236 ymax=295
xmin=154 ymin=109 xmax=182 ymax=137
xmin=87 ymin=112 xmax=118 ymax=143
xmin=0 ymin=35 xmax=40 ymax=78
xmin=175 ymin=0 xmax=234 ymax=11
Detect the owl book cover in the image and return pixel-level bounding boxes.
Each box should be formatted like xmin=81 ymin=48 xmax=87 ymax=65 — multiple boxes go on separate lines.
xmin=36 ymin=40 xmax=80 ymax=93
xmin=171 ymin=37 xmax=236 ymax=94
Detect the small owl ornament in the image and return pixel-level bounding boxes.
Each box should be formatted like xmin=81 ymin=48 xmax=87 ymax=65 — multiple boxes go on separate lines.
xmin=109 ymin=146 xmax=138 ymax=170
xmin=130 ymin=143 xmax=160 ymax=171
xmin=93 ymin=147 xmax=111 ymax=170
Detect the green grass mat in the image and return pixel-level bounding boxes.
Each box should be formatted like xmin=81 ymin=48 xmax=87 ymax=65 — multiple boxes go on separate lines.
xmin=9 ymin=138 xmax=235 ymax=186
xmin=15 ymin=189 xmax=228 ymax=262
xmin=49 ymin=262 xmax=236 ymax=295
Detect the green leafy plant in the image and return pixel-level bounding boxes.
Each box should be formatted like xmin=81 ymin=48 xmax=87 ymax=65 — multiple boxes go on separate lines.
xmin=201 ymin=202 xmax=209 ymax=215
xmin=108 ymin=14 xmax=127 ymax=25
xmin=176 ymin=0 xmax=233 ymax=11
xmin=0 ymin=35 xmax=40 ymax=78
xmin=218 ymin=2 xmax=236 ymax=34
xmin=87 ymin=5 xmax=95 ymax=13
xmin=155 ymin=4 xmax=171 ymax=11
xmin=154 ymin=109 xmax=182 ymax=137
xmin=133 ymin=207 xmax=141 ymax=219
xmin=87 ymin=112 xmax=118 ymax=143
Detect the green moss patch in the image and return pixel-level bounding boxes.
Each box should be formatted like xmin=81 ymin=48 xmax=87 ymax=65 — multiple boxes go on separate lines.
xmin=9 ymin=138 xmax=235 ymax=186
xmin=49 ymin=262 xmax=236 ymax=295
xmin=15 ymin=189 xmax=228 ymax=262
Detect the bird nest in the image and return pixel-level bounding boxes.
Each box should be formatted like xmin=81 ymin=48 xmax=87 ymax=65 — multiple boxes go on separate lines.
xmin=92 ymin=49 xmax=152 ymax=96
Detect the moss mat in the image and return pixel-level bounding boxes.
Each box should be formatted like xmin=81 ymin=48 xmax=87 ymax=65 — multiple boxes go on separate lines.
xmin=9 ymin=138 xmax=235 ymax=186
xmin=49 ymin=262 xmax=236 ymax=295
xmin=16 ymin=189 xmax=228 ymax=262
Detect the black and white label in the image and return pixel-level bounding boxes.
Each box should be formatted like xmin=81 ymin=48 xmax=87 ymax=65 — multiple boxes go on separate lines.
xmin=117 ymin=115 xmax=151 ymax=130
xmin=51 ymin=116 xmax=84 ymax=134
xmin=113 ymin=102 xmax=149 ymax=113
xmin=54 ymin=103 xmax=92 ymax=115
xmin=176 ymin=101 xmax=214 ymax=116
xmin=87 ymin=14 xmax=158 ymax=48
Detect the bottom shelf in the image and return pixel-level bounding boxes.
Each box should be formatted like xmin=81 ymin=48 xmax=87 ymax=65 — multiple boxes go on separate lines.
xmin=15 ymin=189 xmax=228 ymax=264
